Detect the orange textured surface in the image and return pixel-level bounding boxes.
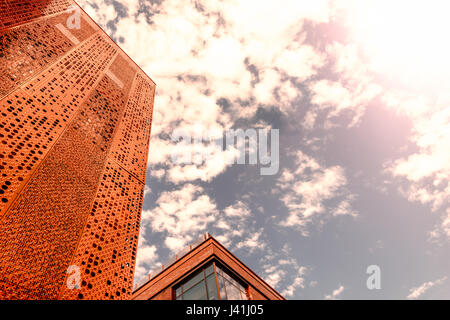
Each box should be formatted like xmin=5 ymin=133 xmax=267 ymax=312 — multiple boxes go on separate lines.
xmin=0 ymin=0 xmax=155 ymax=300
xmin=0 ymin=0 xmax=72 ymax=30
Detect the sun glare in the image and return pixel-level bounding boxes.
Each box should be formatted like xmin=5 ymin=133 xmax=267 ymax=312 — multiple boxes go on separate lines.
xmin=345 ymin=0 xmax=450 ymax=92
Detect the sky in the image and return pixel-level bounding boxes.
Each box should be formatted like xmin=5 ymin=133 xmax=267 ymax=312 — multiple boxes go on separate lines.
xmin=77 ymin=0 xmax=449 ymax=299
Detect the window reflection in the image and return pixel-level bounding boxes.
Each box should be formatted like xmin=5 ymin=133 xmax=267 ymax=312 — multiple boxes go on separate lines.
xmin=182 ymin=281 xmax=207 ymax=300
xmin=215 ymin=265 xmax=248 ymax=300
xmin=174 ymin=262 xmax=248 ymax=300
xmin=206 ymin=274 xmax=219 ymax=300
xmin=175 ymin=263 xmax=217 ymax=300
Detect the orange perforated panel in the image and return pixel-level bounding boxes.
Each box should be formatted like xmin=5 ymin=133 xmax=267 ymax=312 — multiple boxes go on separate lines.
xmin=0 ymin=1 xmax=155 ymax=300
xmin=59 ymin=158 xmax=145 ymax=300
xmin=0 ymin=33 xmax=117 ymax=218
xmin=0 ymin=11 xmax=97 ymax=97
xmin=0 ymin=0 xmax=72 ymax=30
xmin=109 ymin=73 xmax=155 ymax=182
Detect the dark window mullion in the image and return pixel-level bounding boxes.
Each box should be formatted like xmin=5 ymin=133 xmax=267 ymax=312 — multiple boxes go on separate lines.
xmin=176 ymin=285 xmax=183 ymax=300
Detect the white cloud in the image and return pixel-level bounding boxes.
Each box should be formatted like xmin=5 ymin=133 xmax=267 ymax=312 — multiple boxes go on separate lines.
xmin=430 ymin=218 xmax=450 ymax=249
xmin=214 ymin=200 xmax=266 ymax=254
xmin=407 ymin=276 xmax=447 ymax=299
xmin=275 ymin=44 xmax=325 ymax=80
xmin=332 ymin=196 xmax=357 ymax=217
xmin=281 ymin=266 xmax=307 ymax=297
xmin=264 ymin=269 xmax=286 ymax=289
xmin=166 ymin=138 xmax=239 ymax=184
xmin=223 ymin=200 xmax=251 ymax=217
xmin=143 ymin=184 xmax=151 ymax=198
xmin=303 ymin=41 xmax=382 ymax=129
xmin=253 ymin=69 xmax=282 ymax=106
xmin=383 ymin=92 xmax=450 ymax=238
xmin=303 ymin=110 xmax=318 ymax=130
xmin=134 ymin=232 xmax=159 ymax=281
xmin=142 ymin=188 xmax=265 ymax=270
xmin=309 ymin=79 xmax=380 ymax=128
xmin=277 ymin=151 xmax=356 ymax=233
xmin=164 ymin=237 xmax=188 ymax=252
xmin=259 ymin=244 xmax=308 ymax=297
xmin=141 ymin=184 xmax=218 ymax=251
xmin=324 ymin=285 xmax=345 ymax=300
xmin=443 ymin=210 xmax=450 ymax=238
xmin=135 ymin=245 xmax=157 ymax=267
xmin=310 ymin=80 xmax=353 ymax=113
xmin=151 ymin=168 xmax=166 ymax=180
xmin=78 ymin=0 xmax=334 ymax=185
xmin=235 ymin=229 xmax=265 ymax=253
xmin=78 ymin=0 xmax=122 ymax=33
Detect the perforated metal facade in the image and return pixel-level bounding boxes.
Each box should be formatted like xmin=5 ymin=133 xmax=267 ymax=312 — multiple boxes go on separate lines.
xmin=0 ymin=0 xmax=155 ymax=300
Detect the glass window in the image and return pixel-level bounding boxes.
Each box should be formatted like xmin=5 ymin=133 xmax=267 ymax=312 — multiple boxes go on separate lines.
xmin=182 ymin=271 xmax=204 ymax=292
xmin=217 ymin=273 xmax=227 ymax=300
xmin=222 ymin=270 xmax=232 ymax=281
xmin=206 ymin=274 xmax=219 ymax=300
xmin=175 ymin=263 xmax=218 ymax=300
xmin=215 ymin=264 xmax=248 ymax=300
xmin=174 ymin=262 xmax=248 ymax=300
xmin=224 ymin=280 xmax=241 ymax=300
xmin=182 ymin=281 xmax=207 ymax=300
xmin=205 ymin=264 xmax=215 ymax=276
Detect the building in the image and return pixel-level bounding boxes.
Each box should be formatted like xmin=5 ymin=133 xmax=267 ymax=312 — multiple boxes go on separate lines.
xmin=132 ymin=234 xmax=284 ymax=300
xmin=0 ymin=0 xmax=155 ymax=299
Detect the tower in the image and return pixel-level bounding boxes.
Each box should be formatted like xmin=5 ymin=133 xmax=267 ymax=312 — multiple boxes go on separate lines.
xmin=0 ymin=0 xmax=155 ymax=299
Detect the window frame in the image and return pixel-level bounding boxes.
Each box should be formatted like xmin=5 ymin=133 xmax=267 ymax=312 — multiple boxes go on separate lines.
xmin=173 ymin=260 xmax=249 ymax=300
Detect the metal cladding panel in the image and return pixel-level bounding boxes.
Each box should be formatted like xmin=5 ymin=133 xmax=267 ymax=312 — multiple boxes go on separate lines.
xmin=108 ymin=73 xmax=155 ymax=182
xmin=0 ymin=10 xmax=96 ymax=96
xmin=0 ymin=1 xmax=155 ymax=300
xmin=0 ymin=0 xmax=72 ymax=31
xmin=0 ymin=33 xmax=117 ymax=217
xmin=58 ymin=158 xmax=145 ymax=300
